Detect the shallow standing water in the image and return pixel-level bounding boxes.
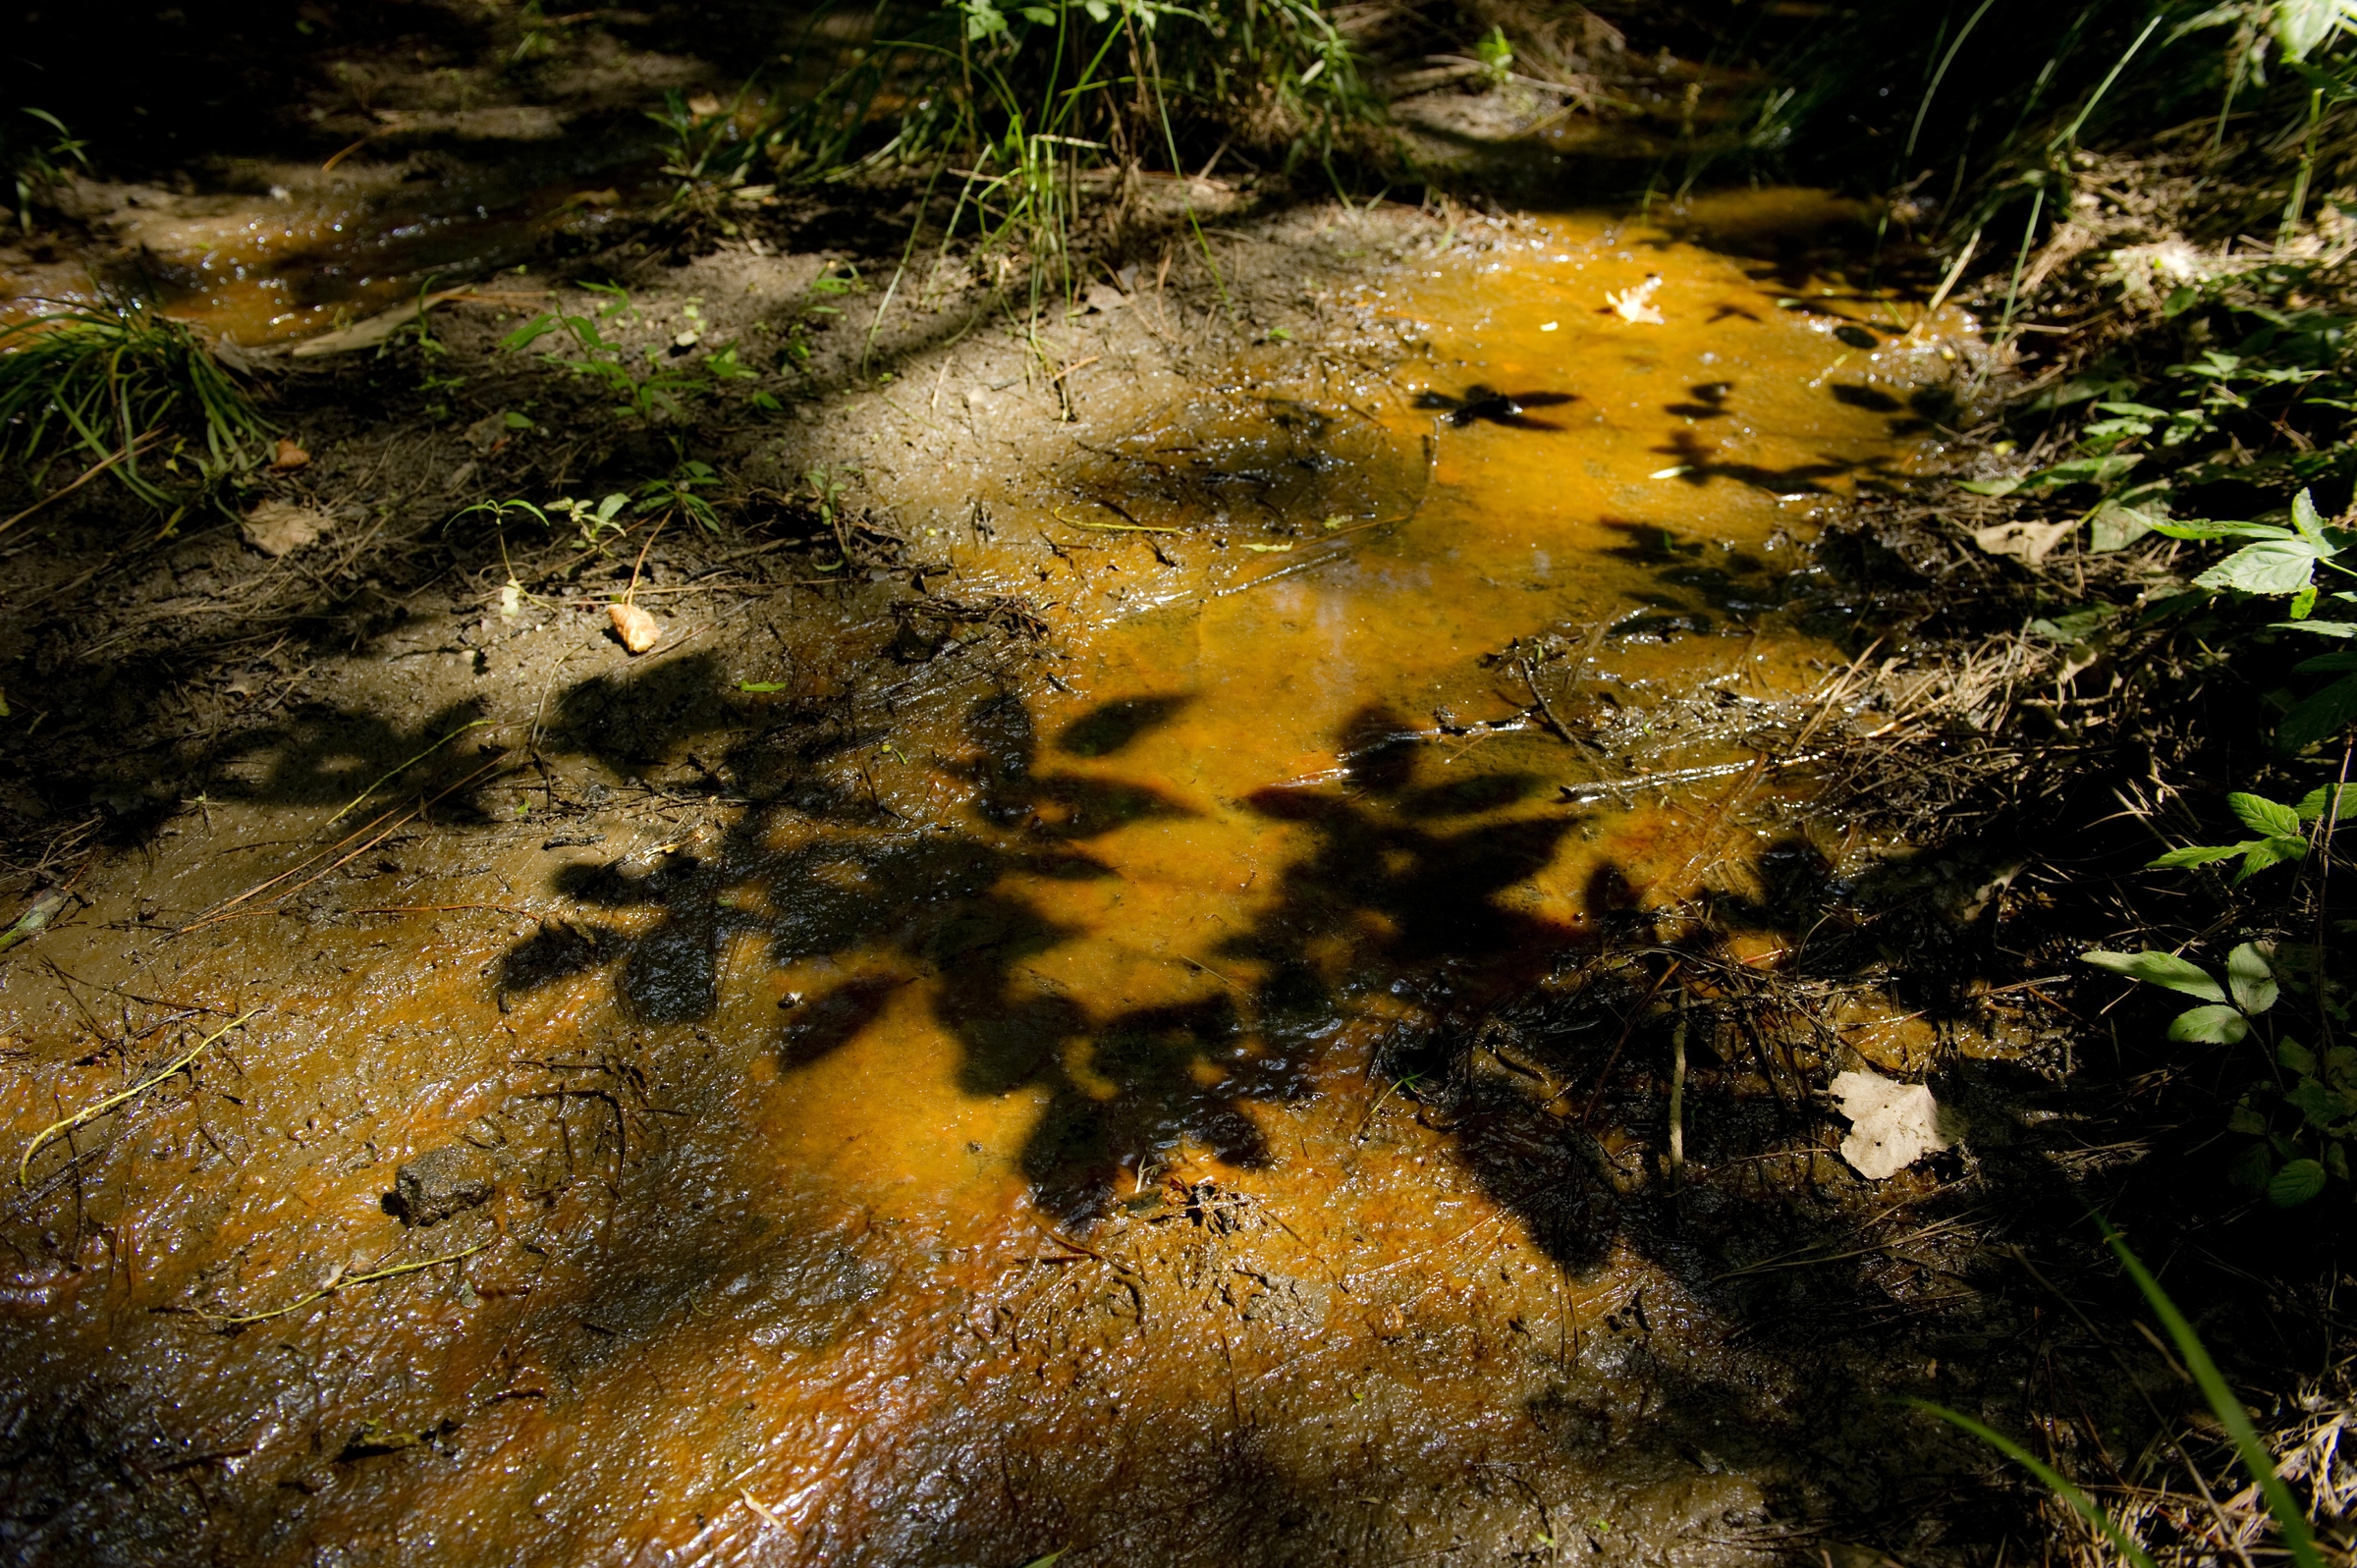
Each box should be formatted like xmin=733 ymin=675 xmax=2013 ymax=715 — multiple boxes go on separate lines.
xmin=2 ymin=192 xmax=1971 ymax=1565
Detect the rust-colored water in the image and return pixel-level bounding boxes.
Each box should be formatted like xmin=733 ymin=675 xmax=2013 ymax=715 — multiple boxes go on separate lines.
xmin=3 ymin=195 xmax=1968 ymax=1564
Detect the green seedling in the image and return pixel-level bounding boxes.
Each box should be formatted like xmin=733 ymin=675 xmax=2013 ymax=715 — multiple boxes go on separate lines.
xmin=502 ymin=282 xmax=712 ymax=425
xmin=2146 ymin=783 xmax=2352 ymax=881
xmin=2084 ymin=939 xmax=2355 ymax=1205
xmin=6 ymin=108 xmax=89 ymax=233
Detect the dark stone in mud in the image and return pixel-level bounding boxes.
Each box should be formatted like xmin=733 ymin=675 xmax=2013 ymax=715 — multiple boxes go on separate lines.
xmin=388 ymin=1147 xmax=495 ymax=1226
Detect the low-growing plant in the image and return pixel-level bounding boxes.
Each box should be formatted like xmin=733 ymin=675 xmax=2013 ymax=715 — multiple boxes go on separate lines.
xmin=2084 ymin=932 xmax=2355 ymax=1205
xmin=502 ymin=282 xmax=745 ymax=425
xmin=0 ymin=299 xmax=271 ymax=516
xmin=4 ymin=108 xmax=88 ymax=233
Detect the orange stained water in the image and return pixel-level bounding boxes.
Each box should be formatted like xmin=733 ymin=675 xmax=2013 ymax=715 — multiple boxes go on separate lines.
xmin=2 ymin=195 xmax=1970 ymax=1565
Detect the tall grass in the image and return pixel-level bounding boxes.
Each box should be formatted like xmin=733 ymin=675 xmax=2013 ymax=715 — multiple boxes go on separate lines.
xmin=655 ymin=0 xmax=1386 ymax=325
xmin=0 ymin=301 xmax=270 ymax=516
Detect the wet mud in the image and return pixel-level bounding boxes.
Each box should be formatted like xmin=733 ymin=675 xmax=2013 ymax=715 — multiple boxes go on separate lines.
xmin=0 ymin=191 xmax=2056 ymax=1566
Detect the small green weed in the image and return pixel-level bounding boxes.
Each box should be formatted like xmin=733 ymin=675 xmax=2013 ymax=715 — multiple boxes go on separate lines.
xmin=4 ymin=108 xmax=88 ymax=233
xmin=0 ymin=300 xmax=270 ymax=516
xmin=2084 ymin=935 xmax=2355 ymax=1205
xmin=503 ymin=282 xmax=760 ymax=425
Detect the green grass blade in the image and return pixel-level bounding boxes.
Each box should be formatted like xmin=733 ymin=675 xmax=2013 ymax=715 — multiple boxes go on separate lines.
xmin=1899 ymin=1397 xmax=2159 ymax=1568
xmin=2097 ymin=1221 xmax=2324 ymax=1568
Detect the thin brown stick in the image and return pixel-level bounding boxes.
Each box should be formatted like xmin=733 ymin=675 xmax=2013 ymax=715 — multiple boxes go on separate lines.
xmin=0 ymin=430 xmax=166 ymax=541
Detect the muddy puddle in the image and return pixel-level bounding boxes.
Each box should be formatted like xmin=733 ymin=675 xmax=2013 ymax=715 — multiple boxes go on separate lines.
xmin=3 ymin=194 xmax=1979 ymax=1565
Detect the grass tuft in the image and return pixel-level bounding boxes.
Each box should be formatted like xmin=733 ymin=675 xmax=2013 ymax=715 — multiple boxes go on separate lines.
xmin=0 ymin=300 xmax=272 ymax=517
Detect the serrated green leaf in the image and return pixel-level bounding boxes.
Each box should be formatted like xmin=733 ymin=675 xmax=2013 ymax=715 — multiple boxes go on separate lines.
xmin=2236 ymin=837 xmax=2311 ymax=882
xmin=2229 ymin=1103 xmax=2271 ymax=1135
xmin=2082 ymin=949 xmax=2227 ymax=1001
xmin=2282 ymin=1039 xmax=2320 ymax=1075
xmin=2271 ymin=1157 xmax=2330 ymax=1205
xmin=2230 ymin=1140 xmax=2277 ymax=1193
xmin=2279 ymin=675 xmax=2357 ymax=751
xmin=2229 ymin=792 xmax=2304 ymax=837
xmin=2297 ymin=783 xmax=2354 ymax=821
xmin=2290 ymin=1078 xmax=2352 ymax=1129
xmin=2276 ymin=619 xmax=2357 ymax=637
xmin=2148 ymin=841 xmax=2261 ymax=869
xmin=2294 ymin=651 xmax=2357 ymax=674
xmin=2197 ymin=539 xmax=2328 ymax=595
xmin=2227 ymin=943 xmax=2278 ymax=1013
xmin=2169 ymin=1003 xmax=2251 ymax=1044
xmin=2291 ymin=487 xmax=2330 ymax=547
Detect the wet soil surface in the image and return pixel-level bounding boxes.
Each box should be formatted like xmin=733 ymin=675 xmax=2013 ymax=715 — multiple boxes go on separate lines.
xmin=0 ymin=23 xmax=2137 ymax=1565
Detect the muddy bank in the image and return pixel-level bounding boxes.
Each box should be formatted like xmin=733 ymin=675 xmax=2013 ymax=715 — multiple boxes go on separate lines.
xmin=0 ymin=5 xmax=2207 ymax=1558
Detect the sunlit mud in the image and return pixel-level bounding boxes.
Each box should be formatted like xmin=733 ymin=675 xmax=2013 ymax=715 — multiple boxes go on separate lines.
xmin=2 ymin=194 xmax=1975 ymax=1564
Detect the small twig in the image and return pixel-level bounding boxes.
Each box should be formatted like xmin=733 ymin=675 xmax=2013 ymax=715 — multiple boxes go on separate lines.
xmin=326 ymin=719 xmax=494 ymax=826
xmin=19 ymin=1010 xmax=260 ymax=1186
xmin=0 ymin=429 xmax=167 ymax=541
xmin=193 ymin=1240 xmax=489 ymax=1325
xmin=625 ymin=511 xmax=672 ymax=607
xmin=1668 ymin=993 xmax=1689 ymax=1189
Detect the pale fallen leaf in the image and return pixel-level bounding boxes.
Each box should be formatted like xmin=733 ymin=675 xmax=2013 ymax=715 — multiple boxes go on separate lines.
xmin=242 ymin=500 xmax=331 ymax=558
xmin=1831 ymin=1068 xmax=1952 ymax=1179
xmin=290 ymin=289 xmax=468 ymax=357
xmin=1607 ymin=274 xmax=1665 ymax=325
xmin=271 ymin=437 xmax=310 ymax=470
xmin=498 ymin=581 xmax=521 ymax=619
xmin=609 ymin=602 xmax=661 ymax=654
xmin=1971 ymin=518 xmax=2077 ymax=566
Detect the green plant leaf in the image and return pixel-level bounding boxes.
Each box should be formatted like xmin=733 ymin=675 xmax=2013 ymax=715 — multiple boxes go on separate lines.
xmin=2152 ymin=518 xmax=2292 ymax=541
xmin=2230 ymin=1141 xmax=2277 ymax=1193
xmin=2099 ymin=1218 xmax=2328 ymax=1568
xmin=2288 ymin=1078 xmax=2351 ymax=1130
xmin=2229 ymin=1101 xmax=2271 ymax=1135
xmin=2081 ymin=949 xmax=2227 ymax=1002
xmin=2088 ymin=501 xmax=2160 ymax=552
xmin=2236 ymin=837 xmax=2312 ymax=882
xmin=2229 ymin=792 xmax=2304 ymax=837
xmin=2227 ymin=944 xmax=2279 ymax=1014
xmin=2282 ymin=1039 xmax=2320 ymax=1075
xmin=2168 ymin=1003 xmax=2251 ymax=1044
xmin=2275 ymin=619 xmax=2357 ymax=637
xmin=2196 ymin=539 xmax=2330 ymax=595
xmin=1896 ymin=1400 xmax=2158 ymax=1568
xmin=2271 ymin=1157 xmax=2330 ymax=1205
xmin=2148 ymin=840 xmax=2261 ymax=869
xmin=2279 ymin=675 xmax=2357 ymax=751
xmin=2296 ymin=783 xmax=2354 ymax=820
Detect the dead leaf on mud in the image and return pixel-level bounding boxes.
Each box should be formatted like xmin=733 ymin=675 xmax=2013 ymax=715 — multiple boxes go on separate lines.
xmin=609 ymin=602 xmax=661 ymax=654
xmin=1831 ymin=1068 xmax=1952 ymax=1179
xmin=1971 ymin=518 xmax=2077 ymax=565
xmin=271 ymin=437 xmax=310 ymax=470
xmin=242 ymin=500 xmax=331 ymax=557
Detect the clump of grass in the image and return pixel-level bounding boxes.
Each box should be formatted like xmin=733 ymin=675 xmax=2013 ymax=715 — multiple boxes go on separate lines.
xmin=0 ymin=299 xmax=271 ymax=517
xmin=3 ymin=107 xmax=88 ymax=234
xmin=725 ymin=0 xmax=1387 ymax=321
